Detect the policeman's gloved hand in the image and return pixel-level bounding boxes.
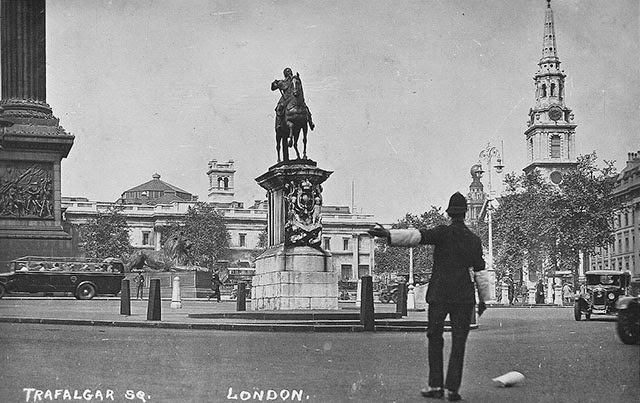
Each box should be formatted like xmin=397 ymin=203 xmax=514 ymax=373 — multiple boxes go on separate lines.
xmin=367 ymin=223 xmax=389 ymax=239
xmin=477 ymin=302 xmax=487 ymax=317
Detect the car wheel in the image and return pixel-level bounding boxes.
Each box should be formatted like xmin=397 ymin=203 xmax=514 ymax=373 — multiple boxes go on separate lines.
xmin=573 ymin=302 xmax=581 ymax=321
xmin=76 ymin=283 xmax=96 ymax=300
xmin=617 ymin=308 xmax=640 ymax=345
xmin=0 ymin=284 xmax=5 ymax=299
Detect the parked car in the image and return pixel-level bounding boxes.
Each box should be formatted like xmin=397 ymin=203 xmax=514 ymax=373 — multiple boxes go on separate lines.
xmin=616 ymin=296 xmax=640 ymax=344
xmin=0 ymin=256 xmax=125 ymax=300
xmin=574 ymin=270 xmax=631 ymax=321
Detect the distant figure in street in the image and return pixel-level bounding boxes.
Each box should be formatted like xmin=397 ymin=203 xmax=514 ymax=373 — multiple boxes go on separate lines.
xmin=562 ymin=282 xmax=573 ymax=305
xmin=208 ymin=270 xmax=222 ymax=302
xmin=135 ymin=272 xmax=145 ymax=300
xmin=368 ymin=192 xmax=489 ymax=402
xmin=535 ymin=279 xmax=545 ymax=304
xmin=520 ymin=282 xmax=529 ymax=305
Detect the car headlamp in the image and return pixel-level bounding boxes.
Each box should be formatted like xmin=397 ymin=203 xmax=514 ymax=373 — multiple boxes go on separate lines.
xmin=608 ymin=293 xmax=615 ymax=300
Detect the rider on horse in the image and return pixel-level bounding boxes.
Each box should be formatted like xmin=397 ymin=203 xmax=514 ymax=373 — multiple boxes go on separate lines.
xmin=271 ymin=67 xmax=315 ymax=132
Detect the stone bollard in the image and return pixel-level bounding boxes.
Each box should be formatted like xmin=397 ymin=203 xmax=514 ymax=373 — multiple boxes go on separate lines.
xmin=554 ymin=284 xmax=563 ymax=306
xmin=528 ymin=287 xmax=536 ymax=304
xmin=396 ymin=282 xmax=408 ymax=316
xmin=502 ymin=283 xmax=510 ymax=306
xmin=355 ymin=279 xmax=362 ymax=308
xmin=147 ymin=278 xmax=161 ymax=321
xmin=170 ymin=276 xmax=182 ymax=309
xmin=360 ymin=275 xmax=375 ymax=331
xmin=120 ymin=279 xmax=131 ymax=316
xmin=236 ymin=282 xmax=247 ymax=311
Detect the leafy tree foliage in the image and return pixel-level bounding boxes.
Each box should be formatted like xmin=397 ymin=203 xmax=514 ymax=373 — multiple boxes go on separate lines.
xmin=164 ymin=203 xmax=230 ymax=269
xmin=373 ymin=206 xmax=448 ymax=281
xmin=493 ymin=152 xmax=619 ymax=287
xmin=80 ymin=206 xmax=133 ymax=260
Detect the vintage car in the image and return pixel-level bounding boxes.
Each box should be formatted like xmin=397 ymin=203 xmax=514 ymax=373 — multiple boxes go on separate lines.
xmin=574 ymin=270 xmax=631 ymax=321
xmin=0 ymin=256 xmax=125 ymax=300
xmin=616 ymin=296 xmax=640 ymax=345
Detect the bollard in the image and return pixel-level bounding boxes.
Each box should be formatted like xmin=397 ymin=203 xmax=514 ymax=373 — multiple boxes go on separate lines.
xmin=120 ymin=279 xmax=131 ymax=316
xmin=360 ymin=275 xmax=375 ymax=331
xmin=396 ymin=282 xmax=407 ymax=316
xmin=502 ymin=283 xmax=510 ymax=306
xmin=236 ymin=282 xmax=247 ymax=311
xmin=147 ymin=278 xmax=161 ymax=321
xmin=170 ymin=276 xmax=182 ymax=309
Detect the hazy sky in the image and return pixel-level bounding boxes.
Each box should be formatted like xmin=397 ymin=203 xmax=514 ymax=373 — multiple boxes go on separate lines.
xmin=39 ymin=0 xmax=639 ymax=223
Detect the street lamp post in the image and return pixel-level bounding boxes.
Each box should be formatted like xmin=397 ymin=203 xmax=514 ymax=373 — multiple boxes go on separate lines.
xmin=477 ymin=142 xmax=504 ymax=303
xmin=407 ymin=247 xmax=415 ymax=309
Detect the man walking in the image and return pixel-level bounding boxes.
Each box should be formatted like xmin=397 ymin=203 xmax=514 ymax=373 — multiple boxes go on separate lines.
xmin=135 ymin=272 xmax=145 ymax=300
xmin=208 ymin=269 xmax=222 ymax=302
xmin=368 ymin=192 xmax=489 ymax=401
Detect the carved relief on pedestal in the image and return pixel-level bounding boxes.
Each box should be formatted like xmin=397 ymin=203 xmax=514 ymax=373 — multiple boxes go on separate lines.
xmin=0 ymin=162 xmax=54 ymax=219
xmin=284 ymin=179 xmax=323 ymax=247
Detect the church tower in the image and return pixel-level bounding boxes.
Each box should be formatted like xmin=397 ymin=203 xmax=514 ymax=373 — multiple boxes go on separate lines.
xmin=523 ymin=0 xmax=577 ymax=184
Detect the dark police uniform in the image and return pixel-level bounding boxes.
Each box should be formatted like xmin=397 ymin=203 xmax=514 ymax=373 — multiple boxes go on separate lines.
xmin=376 ymin=192 xmax=487 ymax=397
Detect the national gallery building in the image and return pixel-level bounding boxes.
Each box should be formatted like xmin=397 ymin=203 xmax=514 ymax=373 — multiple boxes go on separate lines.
xmin=62 ymin=159 xmax=376 ymax=281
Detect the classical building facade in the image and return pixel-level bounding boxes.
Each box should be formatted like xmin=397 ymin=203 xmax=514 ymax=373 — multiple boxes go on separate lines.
xmin=589 ymin=151 xmax=640 ymax=280
xmin=62 ymin=159 xmax=376 ymax=279
xmin=523 ymin=0 xmax=577 ymax=185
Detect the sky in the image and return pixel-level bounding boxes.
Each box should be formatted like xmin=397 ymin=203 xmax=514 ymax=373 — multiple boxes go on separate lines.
xmin=36 ymin=0 xmax=639 ymax=223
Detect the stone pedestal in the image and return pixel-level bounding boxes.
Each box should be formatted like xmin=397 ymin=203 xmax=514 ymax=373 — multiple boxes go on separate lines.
xmin=253 ymin=245 xmax=337 ymax=310
xmin=253 ymin=159 xmax=338 ymax=310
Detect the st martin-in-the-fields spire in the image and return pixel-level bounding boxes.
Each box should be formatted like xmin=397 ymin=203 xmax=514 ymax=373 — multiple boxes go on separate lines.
xmin=541 ymin=0 xmax=560 ymax=66
xmin=523 ymin=0 xmax=577 ymax=185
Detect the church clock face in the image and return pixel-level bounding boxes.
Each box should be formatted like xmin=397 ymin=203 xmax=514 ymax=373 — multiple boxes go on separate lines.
xmin=550 ymin=170 xmax=563 ymax=184
xmin=548 ymin=106 xmax=563 ymax=121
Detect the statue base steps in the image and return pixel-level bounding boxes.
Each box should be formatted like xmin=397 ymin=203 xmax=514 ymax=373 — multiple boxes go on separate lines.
xmin=252 ymin=245 xmax=338 ymax=310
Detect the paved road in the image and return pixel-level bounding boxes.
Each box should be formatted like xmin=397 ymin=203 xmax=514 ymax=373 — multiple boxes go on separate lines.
xmin=0 ymin=307 xmax=637 ymax=403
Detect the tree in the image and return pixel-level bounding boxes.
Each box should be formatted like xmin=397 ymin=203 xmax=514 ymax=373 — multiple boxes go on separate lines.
xmin=373 ymin=206 xmax=448 ymax=282
xmin=164 ymin=203 xmax=230 ymax=269
xmin=550 ymin=153 xmax=619 ymax=285
xmin=493 ymin=152 xmax=619 ymax=287
xmin=493 ymin=171 xmax=556 ymax=283
xmin=80 ymin=206 xmax=133 ymax=260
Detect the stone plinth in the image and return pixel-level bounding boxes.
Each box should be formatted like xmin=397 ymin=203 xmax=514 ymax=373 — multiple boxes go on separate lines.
xmin=252 ymin=244 xmax=338 ymax=310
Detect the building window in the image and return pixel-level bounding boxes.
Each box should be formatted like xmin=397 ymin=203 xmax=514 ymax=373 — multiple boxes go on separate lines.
xmin=343 ymin=238 xmax=350 ymax=251
xmin=142 ymin=232 xmax=150 ymax=246
xmin=239 ymin=233 xmax=246 ymax=247
xmin=550 ymin=135 xmax=561 ymax=158
xmin=323 ymin=237 xmax=331 ymax=250
xmin=358 ymin=265 xmax=369 ymax=278
xmin=341 ymin=265 xmax=352 ymax=280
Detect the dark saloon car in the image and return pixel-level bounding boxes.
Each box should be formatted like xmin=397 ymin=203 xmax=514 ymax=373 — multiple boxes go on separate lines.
xmin=574 ymin=270 xmax=631 ymax=321
xmin=0 ymin=256 xmax=125 ymax=300
xmin=616 ymin=296 xmax=640 ymax=344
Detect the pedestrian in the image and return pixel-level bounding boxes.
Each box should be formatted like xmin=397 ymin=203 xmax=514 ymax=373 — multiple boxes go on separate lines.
xmin=368 ymin=192 xmax=489 ymax=402
xmin=535 ymin=278 xmax=545 ymax=304
xmin=135 ymin=272 xmax=145 ymax=300
xmin=208 ymin=270 xmax=222 ymax=302
xmin=562 ymin=282 xmax=573 ymax=305
xmin=520 ymin=282 xmax=529 ymax=305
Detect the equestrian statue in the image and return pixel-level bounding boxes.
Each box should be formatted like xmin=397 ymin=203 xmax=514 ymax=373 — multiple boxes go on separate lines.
xmin=271 ymin=68 xmax=315 ymax=162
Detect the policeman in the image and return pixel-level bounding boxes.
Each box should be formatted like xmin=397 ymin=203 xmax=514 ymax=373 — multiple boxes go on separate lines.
xmin=368 ymin=192 xmax=489 ymax=402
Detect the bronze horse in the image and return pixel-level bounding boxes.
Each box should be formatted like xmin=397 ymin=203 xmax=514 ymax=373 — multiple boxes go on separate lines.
xmin=276 ymin=73 xmax=313 ymax=162
xmin=127 ymin=233 xmax=194 ymax=272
